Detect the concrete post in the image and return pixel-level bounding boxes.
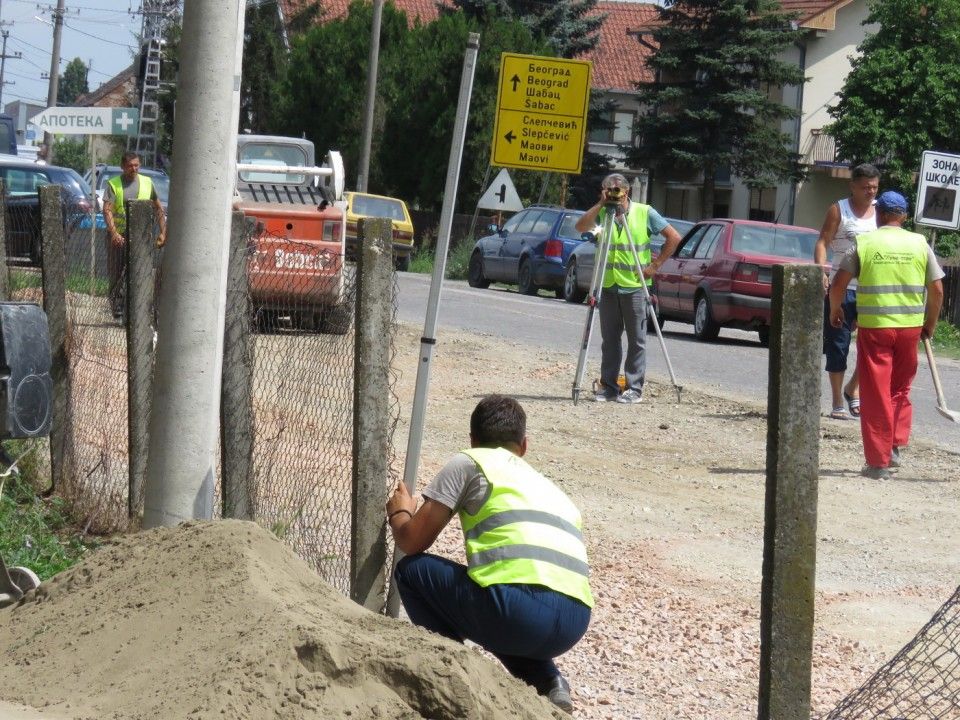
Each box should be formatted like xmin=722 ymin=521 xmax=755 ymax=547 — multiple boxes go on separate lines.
xmin=351 ymin=217 xmax=393 ymax=610
xmin=126 ymin=201 xmax=157 ymax=521
xmin=39 ymin=185 xmax=71 ymax=493
xmin=221 ymin=211 xmax=254 ymax=520
xmin=142 ymin=0 xmax=245 ymax=528
xmin=0 ymin=181 xmax=8 ymax=301
xmin=758 ymin=263 xmax=822 ymax=720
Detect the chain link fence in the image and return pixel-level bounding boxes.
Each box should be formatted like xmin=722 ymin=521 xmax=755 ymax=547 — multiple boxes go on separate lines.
xmin=2 ymin=190 xmax=401 ymax=596
xmin=822 ymin=584 xmax=960 ymax=719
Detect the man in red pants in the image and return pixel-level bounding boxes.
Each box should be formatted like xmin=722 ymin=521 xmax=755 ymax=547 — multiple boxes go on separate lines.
xmin=829 ymin=190 xmax=944 ymax=479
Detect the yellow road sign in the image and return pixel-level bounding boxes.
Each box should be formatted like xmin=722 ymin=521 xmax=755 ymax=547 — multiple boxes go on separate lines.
xmin=491 ymin=53 xmax=592 ymax=174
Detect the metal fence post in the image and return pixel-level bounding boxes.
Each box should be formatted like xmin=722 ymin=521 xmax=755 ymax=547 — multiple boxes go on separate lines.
xmin=758 ymin=263 xmax=822 ymax=720
xmin=221 ymin=211 xmax=254 ymax=520
xmin=126 ymin=200 xmax=158 ymax=521
xmin=39 ymin=185 xmax=72 ymax=493
xmin=351 ymin=216 xmax=393 ymax=610
xmin=0 ymin=181 xmax=8 ymax=301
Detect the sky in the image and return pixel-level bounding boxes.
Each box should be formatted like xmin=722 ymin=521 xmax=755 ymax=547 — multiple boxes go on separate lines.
xmin=0 ymin=0 xmax=141 ymax=111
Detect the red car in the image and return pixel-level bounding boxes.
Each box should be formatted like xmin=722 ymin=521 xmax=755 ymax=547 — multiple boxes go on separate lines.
xmin=654 ymin=219 xmax=818 ymax=345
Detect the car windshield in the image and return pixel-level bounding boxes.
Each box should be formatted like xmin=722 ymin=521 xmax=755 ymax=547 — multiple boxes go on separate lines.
xmin=651 ymin=219 xmax=694 ymax=250
xmin=731 ymin=225 xmax=817 ymax=259
xmin=238 ymin=143 xmax=308 ymax=183
xmin=351 ymin=195 xmax=406 ymax=221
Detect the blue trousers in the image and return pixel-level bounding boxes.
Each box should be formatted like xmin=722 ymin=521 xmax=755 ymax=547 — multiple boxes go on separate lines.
xmin=394 ymin=553 xmax=591 ymax=690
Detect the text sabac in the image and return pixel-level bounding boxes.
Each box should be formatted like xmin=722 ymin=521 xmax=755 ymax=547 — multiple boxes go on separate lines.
xmin=37 ymin=115 xmax=105 ymax=129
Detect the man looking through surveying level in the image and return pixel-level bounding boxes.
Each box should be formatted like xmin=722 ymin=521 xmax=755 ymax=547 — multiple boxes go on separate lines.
xmin=575 ymin=173 xmax=683 ymax=403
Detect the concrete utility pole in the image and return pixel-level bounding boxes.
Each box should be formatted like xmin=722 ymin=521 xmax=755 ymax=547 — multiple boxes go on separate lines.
xmin=356 ymin=0 xmax=383 ymax=192
xmin=142 ymin=0 xmax=245 ymax=528
xmin=43 ymin=0 xmax=65 ymax=156
xmin=0 ymin=29 xmax=22 ymax=108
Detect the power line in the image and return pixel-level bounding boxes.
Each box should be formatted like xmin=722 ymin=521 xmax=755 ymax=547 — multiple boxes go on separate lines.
xmin=62 ymin=20 xmax=136 ymax=48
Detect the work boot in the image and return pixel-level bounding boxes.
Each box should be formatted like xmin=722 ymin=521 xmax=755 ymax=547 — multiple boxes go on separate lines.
xmin=889 ymin=447 xmax=902 ymax=469
xmin=539 ymin=675 xmax=573 ymax=715
xmin=861 ymin=464 xmax=891 ymax=480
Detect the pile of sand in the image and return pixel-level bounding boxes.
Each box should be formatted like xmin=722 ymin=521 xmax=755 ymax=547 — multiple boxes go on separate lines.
xmin=0 ymin=521 xmax=562 ymax=719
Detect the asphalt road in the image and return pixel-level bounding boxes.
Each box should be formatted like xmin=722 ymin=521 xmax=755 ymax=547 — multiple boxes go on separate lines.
xmin=395 ymin=272 xmax=960 ymax=454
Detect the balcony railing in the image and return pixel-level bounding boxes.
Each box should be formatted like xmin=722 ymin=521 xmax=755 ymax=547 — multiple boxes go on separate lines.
xmin=802 ymin=128 xmax=844 ymax=166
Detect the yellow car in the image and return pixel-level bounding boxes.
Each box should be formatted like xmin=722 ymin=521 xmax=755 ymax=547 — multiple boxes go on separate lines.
xmin=344 ymin=191 xmax=415 ymax=270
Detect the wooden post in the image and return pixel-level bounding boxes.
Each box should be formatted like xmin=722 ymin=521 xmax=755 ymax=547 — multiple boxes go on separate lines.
xmin=221 ymin=211 xmax=254 ymax=520
xmin=39 ymin=185 xmax=72 ymax=493
xmin=126 ymin=200 xmax=158 ymax=521
xmin=350 ymin=216 xmax=393 ymax=610
xmin=758 ymin=263 xmax=822 ymax=720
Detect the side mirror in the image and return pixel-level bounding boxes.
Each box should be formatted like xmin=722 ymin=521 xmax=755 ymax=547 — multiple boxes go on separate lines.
xmin=581 ymin=231 xmax=596 ymax=243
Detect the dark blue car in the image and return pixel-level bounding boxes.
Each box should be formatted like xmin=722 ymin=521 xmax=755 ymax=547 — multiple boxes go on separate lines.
xmin=467 ymin=205 xmax=586 ymax=297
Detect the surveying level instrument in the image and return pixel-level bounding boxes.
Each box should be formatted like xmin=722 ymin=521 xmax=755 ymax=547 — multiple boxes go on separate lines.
xmin=570 ymin=199 xmax=684 ymax=404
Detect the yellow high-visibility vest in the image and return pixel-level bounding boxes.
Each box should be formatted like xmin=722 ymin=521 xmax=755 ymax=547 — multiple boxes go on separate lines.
xmin=856 ymin=227 xmax=928 ymax=329
xmin=459 ymin=447 xmax=594 ymax=608
xmin=598 ymin=202 xmax=651 ymax=289
xmin=107 ymin=174 xmax=154 ymax=234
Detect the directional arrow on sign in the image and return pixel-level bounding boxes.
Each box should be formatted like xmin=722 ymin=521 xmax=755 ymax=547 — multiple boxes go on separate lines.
xmin=477 ymin=168 xmax=524 ymax=212
xmin=510 ymin=74 xmax=520 ymax=91
xmin=504 ymin=131 xmax=516 ymax=144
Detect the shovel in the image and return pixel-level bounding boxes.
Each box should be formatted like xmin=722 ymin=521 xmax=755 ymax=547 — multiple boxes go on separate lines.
xmin=923 ymin=337 xmax=960 ymax=423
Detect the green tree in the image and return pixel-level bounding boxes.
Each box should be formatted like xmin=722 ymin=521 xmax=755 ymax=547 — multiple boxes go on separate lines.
xmin=379 ymin=10 xmax=549 ymax=211
xmin=827 ymin=0 xmax=960 ymax=193
xmin=57 ymin=58 xmax=89 ymax=105
xmin=628 ymin=0 xmax=805 ymax=217
xmin=448 ymin=0 xmax=603 ymax=58
xmin=241 ymin=3 xmax=291 ymax=133
xmin=51 ymin=137 xmax=89 ymax=173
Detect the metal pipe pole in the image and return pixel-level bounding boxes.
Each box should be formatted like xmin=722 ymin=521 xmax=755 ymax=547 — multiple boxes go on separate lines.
xmin=43 ymin=0 xmax=65 ymax=158
xmin=386 ymin=32 xmax=480 ymax=617
xmin=356 ymin=0 xmax=384 ymax=192
xmin=142 ymin=0 xmax=245 ymax=529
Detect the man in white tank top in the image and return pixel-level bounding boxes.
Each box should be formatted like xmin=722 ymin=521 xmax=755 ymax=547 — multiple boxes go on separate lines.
xmin=815 ymin=163 xmax=879 ymax=419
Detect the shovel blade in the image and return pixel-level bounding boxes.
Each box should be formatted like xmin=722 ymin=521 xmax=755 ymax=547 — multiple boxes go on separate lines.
xmin=936 ymin=405 xmax=960 ymax=423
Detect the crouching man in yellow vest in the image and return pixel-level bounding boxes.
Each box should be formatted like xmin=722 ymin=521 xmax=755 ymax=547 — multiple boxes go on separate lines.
xmin=387 ymin=395 xmax=593 ymax=714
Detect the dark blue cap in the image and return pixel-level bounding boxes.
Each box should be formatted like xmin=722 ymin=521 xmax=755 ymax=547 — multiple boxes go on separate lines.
xmin=876 ymin=190 xmax=908 ymax=213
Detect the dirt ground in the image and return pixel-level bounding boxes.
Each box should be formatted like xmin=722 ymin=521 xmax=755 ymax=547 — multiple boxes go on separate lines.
xmin=0 ymin=318 xmax=956 ymax=720
xmin=389 ymin=321 xmax=960 ymax=719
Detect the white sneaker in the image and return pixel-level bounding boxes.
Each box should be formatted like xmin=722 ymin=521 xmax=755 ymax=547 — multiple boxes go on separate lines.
xmin=616 ymin=389 xmax=642 ymax=404
xmin=594 ymin=390 xmax=617 ymax=402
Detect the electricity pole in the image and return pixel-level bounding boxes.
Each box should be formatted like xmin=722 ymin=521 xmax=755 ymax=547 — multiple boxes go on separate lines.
xmin=356 ymin=0 xmax=383 ymax=192
xmin=43 ymin=0 xmax=65 ymax=158
xmin=0 ymin=28 xmax=20 ymax=109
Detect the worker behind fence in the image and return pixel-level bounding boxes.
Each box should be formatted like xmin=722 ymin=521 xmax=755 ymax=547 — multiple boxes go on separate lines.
xmin=574 ymin=173 xmax=683 ymax=403
xmin=829 ymin=190 xmax=945 ymax=479
xmin=103 ymin=151 xmax=167 ymax=319
xmin=387 ymin=394 xmax=593 ymax=715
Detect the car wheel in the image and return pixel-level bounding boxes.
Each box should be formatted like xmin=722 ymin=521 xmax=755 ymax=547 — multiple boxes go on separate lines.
xmin=467 ymin=251 xmax=490 ymax=289
xmin=693 ymin=294 xmax=720 ymax=341
xmin=517 ymin=258 xmax=538 ymax=295
xmin=563 ymin=260 xmax=587 ymax=303
xmin=394 ymin=253 xmax=410 ymax=272
xmin=758 ymin=326 xmax=771 ymax=347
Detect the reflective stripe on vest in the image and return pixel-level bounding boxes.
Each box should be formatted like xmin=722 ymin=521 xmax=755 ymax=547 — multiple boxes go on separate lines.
xmin=459 ymin=447 xmax=594 ymax=607
xmin=855 ymin=227 xmax=928 ymax=329
xmin=599 ymin=202 xmax=651 ymax=289
xmin=107 ymin=174 xmax=154 ymax=234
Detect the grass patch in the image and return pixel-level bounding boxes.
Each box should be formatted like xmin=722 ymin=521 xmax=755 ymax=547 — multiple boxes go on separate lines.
xmin=8 ymin=269 xmax=110 ymax=297
xmin=407 ymin=239 xmax=475 ymax=281
xmin=0 ymin=440 xmax=98 ymax=580
xmin=933 ymin=321 xmax=960 ymax=360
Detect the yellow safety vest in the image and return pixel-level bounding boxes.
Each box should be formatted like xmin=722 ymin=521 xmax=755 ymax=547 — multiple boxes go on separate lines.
xmin=598 ymin=202 xmax=651 ymax=289
xmin=107 ymin=174 xmax=154 ymax=234
xmin=856 ymin=227 xmax=928 ymax=329
xmin=459 ymin=447 xmax=594 ymax=608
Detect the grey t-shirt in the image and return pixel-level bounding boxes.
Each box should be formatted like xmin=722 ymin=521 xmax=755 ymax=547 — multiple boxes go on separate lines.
xmin=837 ymin=231 xmax=945 ymax=283
xmin=421 ymin=452 xmax=491 ymax=516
